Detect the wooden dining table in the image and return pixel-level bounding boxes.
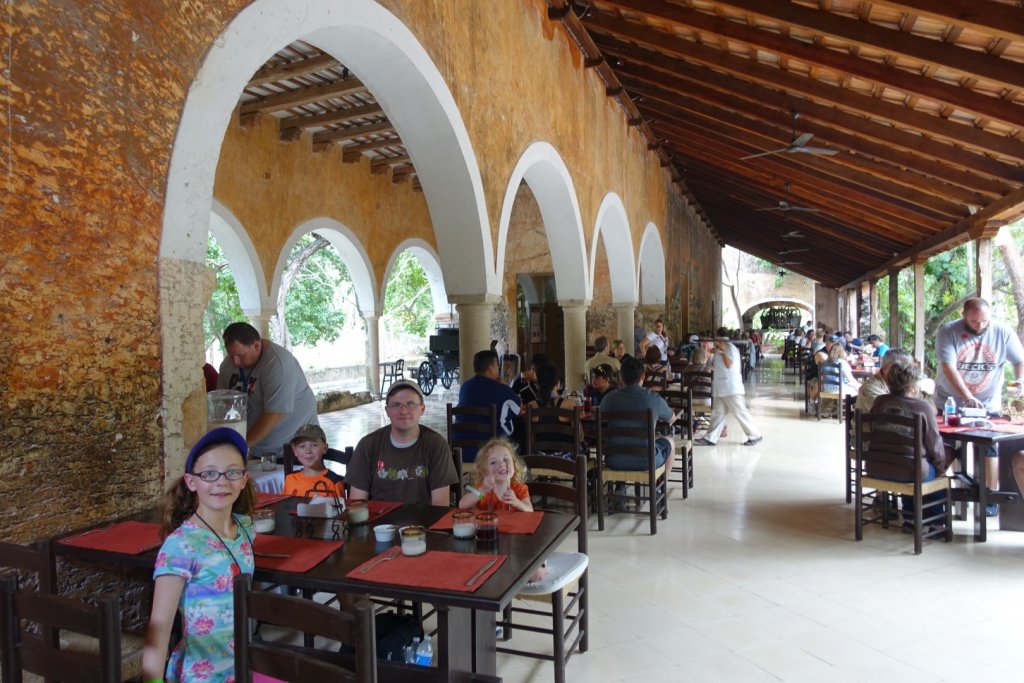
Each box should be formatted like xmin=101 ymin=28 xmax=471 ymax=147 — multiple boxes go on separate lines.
xmin=53 ymin=499 xmax=578 ymax=682
xmin=938 ymin=420 xmax=1024 ymax=541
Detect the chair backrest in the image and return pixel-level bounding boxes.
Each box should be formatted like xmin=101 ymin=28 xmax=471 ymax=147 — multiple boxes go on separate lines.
xmin=843 ymin=395 xmax=857 ymax=454
xmin=660 ymin=389 xmax=693 ymax=441
xmin=1 ymin=575 xmax=122 ymax=683
xmin=446 ymin=403 xmax=498 ymax=451
xmin=525 ymin=404 xmax=582 ymax=458
xmin=0 ymin=540 xmax=58 ymax=594
xmin=233 ymin=573 xmax=376 ymax=683
xmin=854 ymin=409 xmax=926 ymax=483
xmin=597 ymin=408 xmax=656 ymax=470
xmin=394 ymin=359 xmax=404 ymax=374
xmin=681 ymin=370 xmax=713 ymax=407
xmin=522 ymin=454 xmax=588 ymax=554
xmin=819 ymin=361 xmax=843 ymax=394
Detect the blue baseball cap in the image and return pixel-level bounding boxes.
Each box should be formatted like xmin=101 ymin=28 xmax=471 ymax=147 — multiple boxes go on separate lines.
xmin=185 ymin=427 xmax=248 ymax=473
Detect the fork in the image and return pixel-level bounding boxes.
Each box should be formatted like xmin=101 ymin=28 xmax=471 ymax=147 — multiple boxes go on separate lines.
xmin=357 ymin=547 xmax=400 ymax=573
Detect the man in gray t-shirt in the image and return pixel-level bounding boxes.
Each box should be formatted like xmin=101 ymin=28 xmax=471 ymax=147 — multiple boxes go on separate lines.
xmin=217 ymin=322 xmax=319 ymax=457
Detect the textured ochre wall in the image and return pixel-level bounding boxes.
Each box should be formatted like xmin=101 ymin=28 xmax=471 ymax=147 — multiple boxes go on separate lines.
xmin=1 ymin=0 xmax=719 ymax=549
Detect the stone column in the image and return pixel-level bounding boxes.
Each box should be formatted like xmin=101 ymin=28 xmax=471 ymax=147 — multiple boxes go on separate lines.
xmin=613 ymin=303 xmax=636 ymax=352
xmin=868 ymin=279 xmax=879 ymax=336
xmin=245 ymin=309 xmax=276 ymax=339
xmin=888 ymin=269 xmax=901 ymax=348
xmin=453 ymin=297 xmax=498 ymax=382
xmin=561 ymin=301 xmax=589 ymax=393
xmin=913 ymin=260 xmax=926 ymax=362
xmin=363 ymin=314 xmax=380 ymax=395
xmin=976 ymin=236 xmax=993 ymax=302
xmin=855 ymin=285 xmax=864 ymax=339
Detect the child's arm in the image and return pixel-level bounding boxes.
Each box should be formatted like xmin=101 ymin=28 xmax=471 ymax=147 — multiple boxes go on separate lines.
xmin=500 ymin=483 xmax=534 ymax=512
xmin=142 ymin=574 xmax=186 ymax=680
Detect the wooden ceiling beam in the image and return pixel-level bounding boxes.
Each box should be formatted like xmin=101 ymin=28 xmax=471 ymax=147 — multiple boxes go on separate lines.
xmin=585 ymin=17 xmax=1024 ymax=161
xmin=341 ymin=137 xmax=403 ymax=163
xmin=370 ymin=154 xmax=412 ymax=175
xmin=632 ymin=83 xmax=991 ymax=206
xmin=656 ymin=116 xmax=959 ymax=229
xmin=279 ymin=102 xmax=384 ymax=133
xmin=240 ymin=77 xmax=367 ymax=116
xmin=247 ymin=54 xmax=340 ymax=87
xmin=598 ymin=35 xmax=1024 ymax=181
xmin=312 ymin=120 xmax=393 ymax=147
xmin=714 ymin=0 xmax=1024 ymax=93
xmin=595 ymin=2 xmax=1024 ymax=129
xmin=871 ymin=1 xmax=1024 ymax=43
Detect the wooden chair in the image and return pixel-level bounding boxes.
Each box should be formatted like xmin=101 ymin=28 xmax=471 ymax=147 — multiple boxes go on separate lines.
xmin=816 ymin=361 xmax=844 ymax=422
xmin=0 ymin=540 xmax=143 ymax=681
xmin=525 ymin=404 xmax=601 ymax=530
xmin=854 ymin=410 xmax=952 ymax=554
xmin=498 ymin=454 xmax=589 ymax=683
xmin=379 ymin=359 xmax=405 ymax=396
xmin=843 ymin=395 xmax=858 ymax=504
xmin=597 ymin=409 xmax=668 ymax=535
xmin=283 ymin=444 xmax=353 ymax=482
xmin=233 ymin=573 xmax=377 ymax=683
xmin=446 ymin=402 xmax=498 ymax=465
xmin=681 ymin=369 xmax=713 ymax=431
xmin=1 ymin=574 xmax=123 ymax=683
xmin=660 ymin=388 xmax=694 ymax=498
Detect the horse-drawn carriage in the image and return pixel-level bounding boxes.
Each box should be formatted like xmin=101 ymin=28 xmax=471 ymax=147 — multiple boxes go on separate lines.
xmin=416 ymin=327 xmax=460 ymax=395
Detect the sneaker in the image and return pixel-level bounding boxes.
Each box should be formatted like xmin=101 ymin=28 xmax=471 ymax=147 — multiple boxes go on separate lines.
xmin=985 ymin=503 xmax=999 ymax=517
xmin=742 ymin=436 xmax=763 ymax=447
xmin=694 ymin=437 xmax=716 ymax=446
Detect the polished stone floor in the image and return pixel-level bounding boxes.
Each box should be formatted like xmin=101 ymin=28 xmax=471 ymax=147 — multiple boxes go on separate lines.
xmin=318 ymin=360 xmax=1024 ymax=682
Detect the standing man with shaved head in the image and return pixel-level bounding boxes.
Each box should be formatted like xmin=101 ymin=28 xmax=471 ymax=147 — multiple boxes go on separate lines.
xmin=934 ymin=297 xmax=1024 ymax=516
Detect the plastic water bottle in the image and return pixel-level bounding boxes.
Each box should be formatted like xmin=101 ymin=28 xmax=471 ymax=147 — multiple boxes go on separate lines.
xmin=415 ymin=635 xmax=433 ymax=666
xmin=944 ymin=396 xmax=957 ymax=424
xmin=404 ymin=638 xmax=419 ymax=664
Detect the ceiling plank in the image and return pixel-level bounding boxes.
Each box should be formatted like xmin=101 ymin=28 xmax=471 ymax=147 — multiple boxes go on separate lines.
xmin=598 ymin=35 xmax=1024 ymax=180
xmin=240 ymin=77 xmax=367 ymax=115
xmin=312 ymin=120 xmax=394 ymax=147
xmin=279 ymin=102 xmax=384 ymax=132
xmin=585 ymin=15 xmax=1024 ymax=161
xmin=871 ymin=0 xmax=1024 ymax=43
xmin=713 ymin=0 xmax=1024 ymax=93
xmin=341 ymin=137 xmax=403 ymax=163
xmin=594 ymin=2 xmax=1024 ymax=129
xmin=247 ymin=54 xmax=340 ymax=87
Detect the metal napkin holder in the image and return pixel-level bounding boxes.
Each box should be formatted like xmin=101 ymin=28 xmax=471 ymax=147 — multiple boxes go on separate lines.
xmin=291 ymin=481 xmax=347 ymax=541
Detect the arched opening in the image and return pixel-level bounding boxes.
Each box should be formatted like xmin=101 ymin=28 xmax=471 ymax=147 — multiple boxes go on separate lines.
xmin=638 ymin=221 xmax=667 ymax=307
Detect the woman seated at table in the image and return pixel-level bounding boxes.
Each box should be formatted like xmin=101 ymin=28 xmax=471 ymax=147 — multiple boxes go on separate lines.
xmin=869 ymin=363 xmax=955 ymax=531
xmin=528 ymin=361 xmax=584 ymax=458
xmin=642 ymin=346 xmax=668 ymax=392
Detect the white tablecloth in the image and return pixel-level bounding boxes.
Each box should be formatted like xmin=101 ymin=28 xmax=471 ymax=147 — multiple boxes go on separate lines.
xmin=246 ymin=462 xmax=284 ymax=493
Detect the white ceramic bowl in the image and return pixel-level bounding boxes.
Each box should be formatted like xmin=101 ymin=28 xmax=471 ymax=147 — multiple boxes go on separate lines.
xmin=373 ymin=524 xmax=396 ymax=542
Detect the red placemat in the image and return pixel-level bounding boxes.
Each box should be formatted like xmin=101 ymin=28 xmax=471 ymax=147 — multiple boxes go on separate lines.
xmin=58 ymin=521 xmax=162 ymax=555
xmin=348 ymin=550 xmax=506 ymax=592
xmin=253 ymin=534 xmax=343 ymax=573
xmin=430 ymin=508 xmax=544 ymax=534
xmin=255 ymin=492 xmax=293 ymax=508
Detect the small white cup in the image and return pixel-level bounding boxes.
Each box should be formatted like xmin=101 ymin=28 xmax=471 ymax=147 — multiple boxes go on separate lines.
xmin=373 ymin=524 xmax=396 ymax=542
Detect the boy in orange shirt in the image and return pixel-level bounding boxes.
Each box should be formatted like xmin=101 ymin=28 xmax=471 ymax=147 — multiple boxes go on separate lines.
xmin=284 ymin=424 xmax=344 ymax=497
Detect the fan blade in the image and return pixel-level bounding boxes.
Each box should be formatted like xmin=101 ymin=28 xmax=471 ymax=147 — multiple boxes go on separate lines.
xmin=740 ymin=146 xmax=788 ymax=160
xmin=790 ymin=146 xmax=838 ymax=156
xmin=755 ymin=206 xmax=783 ymax=212
xmin=778 ymin=248 xmax=809 ymax=255
xmin=791 ymin=132 xmax=814 ymax=147
xmin=786 ymin=206 xmax=820 ymax=212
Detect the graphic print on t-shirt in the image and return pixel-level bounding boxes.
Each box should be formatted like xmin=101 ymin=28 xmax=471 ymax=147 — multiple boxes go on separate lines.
xmin=956 ymin=341 xmax=998 ymax=395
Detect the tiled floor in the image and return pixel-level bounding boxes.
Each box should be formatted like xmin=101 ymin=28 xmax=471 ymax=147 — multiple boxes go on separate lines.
xmin=319 ymin=361 xmax=1024 ymax=682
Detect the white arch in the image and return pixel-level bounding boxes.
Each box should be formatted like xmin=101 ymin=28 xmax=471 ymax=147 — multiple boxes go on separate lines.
xmin=589 ymin=193 xmax=636 ymax=304
xmin=381 ymin=239 xmax=449 ymax=316
xmin=160 ymin=0 xmax=493 ymax=297
xmin=208 ymin=200 xmax=269 ymax=312
xmin=638 ymin=222 xmax=667 ymax=305
xmin=271 ymin=217 xmax=378 ymax=317
xmin=496 ymin=142 xmax=588 ymax=301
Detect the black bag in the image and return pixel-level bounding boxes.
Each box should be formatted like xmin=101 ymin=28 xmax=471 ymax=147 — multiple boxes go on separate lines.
xmin=340 ymin=612 xmax=424 ymax=662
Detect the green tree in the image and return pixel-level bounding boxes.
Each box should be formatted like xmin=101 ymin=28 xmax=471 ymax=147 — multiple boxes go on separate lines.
xmin=279 ymin=234 xmax=354 ymax=348
xmin=383 ymin=251 xmax=434 ymax=336
xmin=204 ymin=237 xmax=244 ymax=356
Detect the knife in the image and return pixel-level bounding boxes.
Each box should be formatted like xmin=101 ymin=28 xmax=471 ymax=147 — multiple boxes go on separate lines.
xmin=465 ymin=558 xmax=498 ymax=586
xmin=357 ymin=547 xmax=400 ymax=574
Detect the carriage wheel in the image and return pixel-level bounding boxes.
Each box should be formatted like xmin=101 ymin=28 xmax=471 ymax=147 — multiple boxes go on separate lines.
xmin=418 ymin=361 xmax=437 ymax=395
xmin=440 ymin=365 xmax=454 ymax=389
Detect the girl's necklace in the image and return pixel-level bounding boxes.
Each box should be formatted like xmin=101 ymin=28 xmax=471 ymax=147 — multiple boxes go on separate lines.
xmin=193 ymin=511 xmax=251 ymax=576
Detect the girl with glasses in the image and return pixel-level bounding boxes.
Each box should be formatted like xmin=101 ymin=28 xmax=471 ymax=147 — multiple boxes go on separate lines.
xmin=142 ymin=427 xmax=256 ymax=683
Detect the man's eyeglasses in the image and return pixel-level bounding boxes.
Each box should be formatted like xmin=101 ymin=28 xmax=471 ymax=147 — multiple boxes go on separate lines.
xmin=192 ymin=469 xmax=247 ymax=482
xmin=387 ymin=401 xmax=423 ymax=412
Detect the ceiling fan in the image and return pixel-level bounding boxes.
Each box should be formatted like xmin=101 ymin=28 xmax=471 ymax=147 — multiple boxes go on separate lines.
xmin=781 ymin=230 xmax=805 ymax=239
xmin=778 ymin=248 xmax=809 ymax=255
xmin=778 ymin=259 xmax=803 ymax=266
xmin=741 ymin=112 xmax=838 ymax=160
xmin=756 ymin=200 xmax=819 ymax=213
